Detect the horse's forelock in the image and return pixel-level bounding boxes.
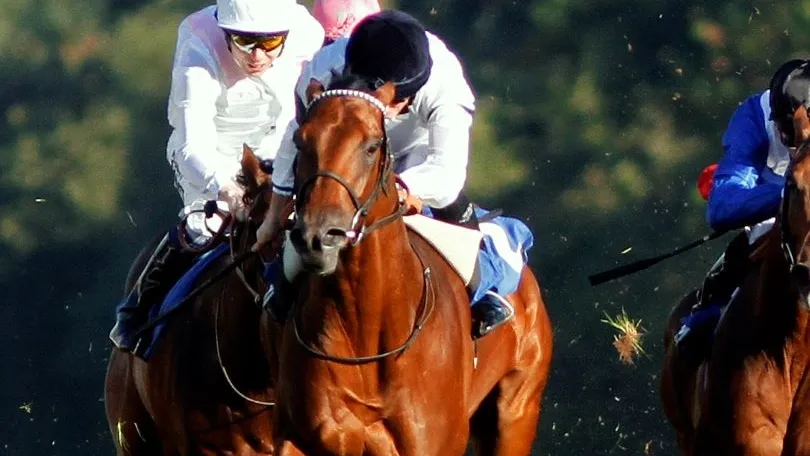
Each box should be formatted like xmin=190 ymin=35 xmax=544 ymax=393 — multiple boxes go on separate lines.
xmin=328 ymin=70 xmax=378 ymax=93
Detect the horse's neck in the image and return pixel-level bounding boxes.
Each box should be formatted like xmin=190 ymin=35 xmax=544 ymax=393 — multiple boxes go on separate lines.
xmin=182 ymin=254 xmax=268 ymax=384
xmin=313 ymin=222 xmax=424 ymax=350
xmin=205 ymin=249 xmax=263 ymax=344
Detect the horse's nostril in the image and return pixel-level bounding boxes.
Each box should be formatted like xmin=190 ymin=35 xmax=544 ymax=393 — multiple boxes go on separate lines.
xmin=322 ymin=228 xmax=349 ymax=248
xmin=289 ymin=225 xmax=347 ymax=253
xmin=310 ymin=234 xmax=323 ymax=252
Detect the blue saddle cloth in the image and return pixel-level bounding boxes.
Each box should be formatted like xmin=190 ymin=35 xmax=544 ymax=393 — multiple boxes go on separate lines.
xmin=420 ymin=207 xmax=534 ymax=303
xmin=469 ymin=207 xmax=534 ymax=303
xmin=678 ymin=304 xmax=723 ymax=338
xmin=141 ymin=243 xmax=230 ymax=359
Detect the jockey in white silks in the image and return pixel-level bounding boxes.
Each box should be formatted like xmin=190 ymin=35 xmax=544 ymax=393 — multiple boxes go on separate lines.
xmin=109 ymin=0 xmax=323 ymax=353
xmin=253 ymin=10 xmax=515 ymax=338
xmin=675 ymin=59 xmax=810 ymax=347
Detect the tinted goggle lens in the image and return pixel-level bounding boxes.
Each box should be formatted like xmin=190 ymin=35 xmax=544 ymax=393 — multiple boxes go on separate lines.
xmin=229 ymin=33 xmax=287 ymax=53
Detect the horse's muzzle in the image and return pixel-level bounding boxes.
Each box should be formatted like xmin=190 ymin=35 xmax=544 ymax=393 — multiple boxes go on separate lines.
xmin=289 ymin=222 xmax=348 ymax=275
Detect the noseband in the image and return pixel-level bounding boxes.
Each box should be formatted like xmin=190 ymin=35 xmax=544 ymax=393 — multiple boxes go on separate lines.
xmin=291 ymin=89 xmax=436 ymax=364
xmin=295 ymin=89 xmax=407 ymax=244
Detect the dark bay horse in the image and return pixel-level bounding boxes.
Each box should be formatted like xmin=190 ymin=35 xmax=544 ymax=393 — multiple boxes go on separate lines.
xmin=104 ymin=147 xmax=278 ymax=455
xmin=661 ymin=106 xmax=810 ymax=455
xmin=257 ymin=80 xmax=553 ymax=455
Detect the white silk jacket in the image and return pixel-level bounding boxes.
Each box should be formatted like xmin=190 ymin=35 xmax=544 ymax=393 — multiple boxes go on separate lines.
xmin=166 ymin=5 xmax=324 ymax=204
xmin=271 ymin=32 xmax=476 ymax=208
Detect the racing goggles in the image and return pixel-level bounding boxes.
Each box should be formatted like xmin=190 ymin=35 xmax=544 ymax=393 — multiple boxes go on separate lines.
xmin=228 ymin=31 xmax=288 ymax=53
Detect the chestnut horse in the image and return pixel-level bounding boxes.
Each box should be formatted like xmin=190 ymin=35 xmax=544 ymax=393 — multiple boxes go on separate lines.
xmin=259 ymin=79 xmax=553 ymax=455
xmin=661 ymin=106 xmax=810 ymax=455
xmin=104 ymin=148 xmax=278 ymax=455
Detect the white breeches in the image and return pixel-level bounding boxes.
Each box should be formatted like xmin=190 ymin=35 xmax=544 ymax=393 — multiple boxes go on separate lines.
xmin=746 ymin=217 xmax=774 ymax=245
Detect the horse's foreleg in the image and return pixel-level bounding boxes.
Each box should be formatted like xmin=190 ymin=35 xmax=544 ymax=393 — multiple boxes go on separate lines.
xmin=660 ymin=290 xmax=702 ymax=456
xmin=105 ymin=351 xmax=162 ymax=455
xmin=693 ymin=425 xmax=784 ymax=456
xmin=692 ymin=361 xmax=789 ymax=456
xmin=470 ymin=366 xmax=545 ymax=456
xmin=470 ymin=315 xmax=550 ymax=456
xmin=782 ymin=410 xmax=810 ymax=456
xmin=468 ymin=272 xmax=551 ymax=456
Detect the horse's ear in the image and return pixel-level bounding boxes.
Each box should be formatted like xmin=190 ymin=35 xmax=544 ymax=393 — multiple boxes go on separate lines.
xmin=305 ymin=78 xmax=325 ymax=104
xmin=794 ymin=105 xmax=810 ymax=145
xmin=373 ymin=82 xmax=397 ymax=106
xmin=239 ymin=144 xmax=266 ymax=192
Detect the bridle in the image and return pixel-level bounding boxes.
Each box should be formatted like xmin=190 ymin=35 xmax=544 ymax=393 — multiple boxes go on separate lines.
xmin=780 ymin=140 xmax=810 ymax=283
xmin=289 ymin=89 xmax=435 ymax=364
xmin=137 ymin=188 xmax=276 ymax=406
xmin=294 ymin=89 xmax=408 ymax=245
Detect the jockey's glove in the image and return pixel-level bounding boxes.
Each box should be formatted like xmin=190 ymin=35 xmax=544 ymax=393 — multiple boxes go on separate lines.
xmin=217 ymin=182 xmax=246 ymax=220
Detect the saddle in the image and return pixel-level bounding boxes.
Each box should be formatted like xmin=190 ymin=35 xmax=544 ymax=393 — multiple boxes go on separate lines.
xmin=403 ymin=214 xmax=482 ymax=285
xmin=403 ymin=209 xmax=533 ymax=302
xmin=135 ymin=243 xmax=231 ymax=359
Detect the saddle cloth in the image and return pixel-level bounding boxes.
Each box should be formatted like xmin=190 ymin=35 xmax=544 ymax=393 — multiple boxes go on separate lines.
xmin=405 ymin=208 xmax=534 ymax=303
xmin=402 ymin=214 xmax=482 ymax=285
xmin=140 ymin=243 xmax=230 ymax=359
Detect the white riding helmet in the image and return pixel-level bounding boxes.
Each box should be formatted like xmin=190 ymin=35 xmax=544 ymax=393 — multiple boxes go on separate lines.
xmin=216 ymin=0 xmax=299 ymax=34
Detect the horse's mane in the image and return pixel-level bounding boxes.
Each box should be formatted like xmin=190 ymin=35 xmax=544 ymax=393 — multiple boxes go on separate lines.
xmin=749 ymin=227 xmax=781 ymax=264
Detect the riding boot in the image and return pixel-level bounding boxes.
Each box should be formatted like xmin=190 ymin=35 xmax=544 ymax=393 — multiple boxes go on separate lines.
xmin=263 ymin=260 xmax=293 ymax=323
xmin=691 ymin=231 xmax=750 ymax=314
xmin=109 ymin=229 xmax=197 ymax=352
xmin=432 ymin=193 xmax=515 ymax=338
xmin=674 ymin=231 xmax=750 ymax=350
xmin=267 ymin=275 xmax=297 ymax=324
xmin=470 ymin=290 xmax=516 ymax=339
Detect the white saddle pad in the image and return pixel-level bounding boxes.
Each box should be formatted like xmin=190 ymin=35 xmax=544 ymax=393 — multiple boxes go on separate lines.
xmin=403 ymin=215 xmax=483 ymax=286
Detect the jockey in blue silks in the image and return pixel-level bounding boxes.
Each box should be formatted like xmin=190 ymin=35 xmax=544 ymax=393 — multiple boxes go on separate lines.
xmin=677 ymin=59 xmax=810 ymax=345
xmin=254 ymin=10 xmax=516 ymax=338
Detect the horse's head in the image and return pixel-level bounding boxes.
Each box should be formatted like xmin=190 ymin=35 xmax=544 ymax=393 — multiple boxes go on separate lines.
xmin=779 ymin=105 xmax=810 ymax=299
xmin=290 ymin=76 xmax=401 ymax=275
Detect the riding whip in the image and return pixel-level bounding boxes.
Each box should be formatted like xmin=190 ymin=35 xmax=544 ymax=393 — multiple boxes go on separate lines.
xmin=588 ymin=230 xmax=730 ymax=286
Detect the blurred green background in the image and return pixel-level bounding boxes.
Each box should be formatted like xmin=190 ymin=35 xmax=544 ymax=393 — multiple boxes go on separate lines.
xmin=3 ymin=0 xmax=807 ymax=454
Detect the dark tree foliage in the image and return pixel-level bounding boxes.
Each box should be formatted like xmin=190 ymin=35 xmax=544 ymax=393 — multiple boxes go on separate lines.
xmin=2 ymin=0 xmax=808 ymax=454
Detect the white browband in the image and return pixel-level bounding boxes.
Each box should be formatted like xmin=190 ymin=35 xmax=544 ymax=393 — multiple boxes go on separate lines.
xmin=309 ymin=89 xmax=387 ymax=114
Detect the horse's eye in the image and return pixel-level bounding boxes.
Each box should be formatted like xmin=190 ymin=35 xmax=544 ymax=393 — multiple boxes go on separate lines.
xmin=366 ymin=140 xmax=383 ymax=155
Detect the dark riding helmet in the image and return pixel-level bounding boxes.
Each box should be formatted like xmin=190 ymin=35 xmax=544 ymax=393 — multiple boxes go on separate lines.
xmin=769 ymin=59 xmax=810 ymax=144
xmin=345 ymin=10 xmax=432 ymax=101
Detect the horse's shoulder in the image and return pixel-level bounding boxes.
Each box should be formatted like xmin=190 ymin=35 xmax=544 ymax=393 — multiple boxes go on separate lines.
xmin=749 ymin=230 xmax=781 ymax=264
xmin=405 ymin=229 xmax=464 ymax=282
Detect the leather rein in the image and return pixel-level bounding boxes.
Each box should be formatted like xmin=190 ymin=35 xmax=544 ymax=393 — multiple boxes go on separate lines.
xmin=290 ymin=89 xmax=435 ymax=364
